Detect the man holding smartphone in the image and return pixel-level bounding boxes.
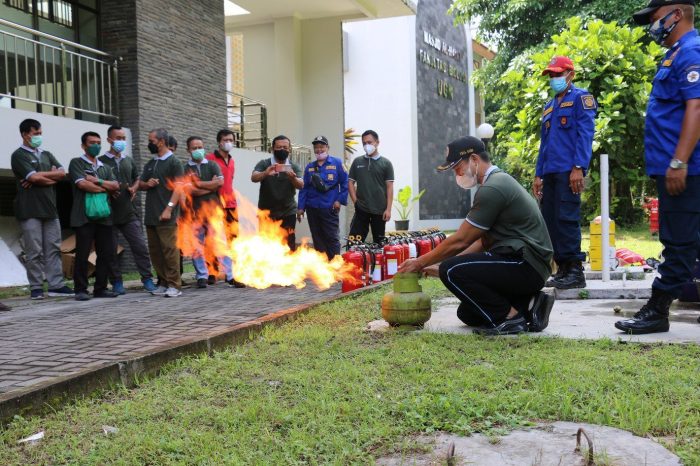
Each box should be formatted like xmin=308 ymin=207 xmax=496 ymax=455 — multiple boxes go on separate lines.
xmin=251 ymin=135 xmax=304 ymax=251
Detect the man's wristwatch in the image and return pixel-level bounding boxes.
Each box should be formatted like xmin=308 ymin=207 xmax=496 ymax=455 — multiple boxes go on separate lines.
xmin=669 ymin=159 xmax=688 ymax=170
xmin=167 ymin=201 xmax=175 ymax=208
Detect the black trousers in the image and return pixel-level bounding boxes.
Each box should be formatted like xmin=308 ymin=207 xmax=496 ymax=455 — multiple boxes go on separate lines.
xmin=307 ymin=207 xmax=340 ymax=260
xmin=654 ymin=176 xmax=700 ymax=297
xmin=273 ymin=214 xmax=297 ymax=252
xmin=74 ymin=223 xmax=115 ymax=294
xmin=349 ymin=206 xmax=386 ymax=244
xmin=439 ymin=252 xmax=545 ymax=328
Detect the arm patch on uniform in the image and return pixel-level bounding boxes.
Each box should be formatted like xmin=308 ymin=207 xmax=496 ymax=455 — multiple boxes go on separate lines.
xmin=560 ymin=101 xmax=574 ymax=108
xmin=687 ymin=70 xmax=700 ymax=83
xmin=581 ymin=95 xmax=597 ymax=110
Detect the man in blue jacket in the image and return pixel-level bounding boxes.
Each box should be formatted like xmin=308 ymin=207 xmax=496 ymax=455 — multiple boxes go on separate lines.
xmin=297 ymin=136 xmax=349 ymax=260
xmin=533 ymin=55 xmax=597 ymax=290
xmin=616 ymin=0 xmax=700 ymax=334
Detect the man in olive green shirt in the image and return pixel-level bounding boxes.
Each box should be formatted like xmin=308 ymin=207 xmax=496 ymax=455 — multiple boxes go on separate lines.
xmin=10 ymin=118 xmax=74 ymax=300
xmin=348 ymin=129 xmax=394 ymax=243
xmin=251 ymin=135 xmax=303 ymax=251
xmin=69 ymin=131 xmax=121 ymax=301
xmin=139 ymin=128 xmax=184 ymax=297
xmin=99 ymin=125 xmax=155 ymax=294
xmin=399 ymin=136 xmax=555 ymax=336
xmin=182 ymin=136 xmax=239 ymax=288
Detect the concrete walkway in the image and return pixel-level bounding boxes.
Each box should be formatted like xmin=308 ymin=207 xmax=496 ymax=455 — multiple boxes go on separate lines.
xmin=0 ymin=280 xmax=340 ymax=397
xmin=419 ymin=296 xmax=700 ymax=343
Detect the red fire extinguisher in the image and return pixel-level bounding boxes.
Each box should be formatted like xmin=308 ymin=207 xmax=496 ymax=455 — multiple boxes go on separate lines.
xmin=643 ymin=198 xmax=659 ymax=235
xmin=341 ymin=249 xmax=365 ymax=292
xmin=417 ymin=238 xmax=432 ymax=257
xmin=372 ymin=250 xmax=384 ymax=283
xmin=383 ymin=243 xmax=402 ymax=279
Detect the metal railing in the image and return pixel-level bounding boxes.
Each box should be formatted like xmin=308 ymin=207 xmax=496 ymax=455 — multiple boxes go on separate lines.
xmin=226 ymin=91 xmax=267 ymax=151
xmin=0 ymin=18 xmax=119 ymax=121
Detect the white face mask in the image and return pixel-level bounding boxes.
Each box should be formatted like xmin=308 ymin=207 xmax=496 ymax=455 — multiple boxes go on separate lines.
xmin=220 ymin=142 xmax=234 ymax=153
xmin=364 ymin=144 xmax=376 ymax=156
xmin=315 ymin=152 xmax=328 ymax=161
xmin=455 ymin=160 xmax=478 ymax=190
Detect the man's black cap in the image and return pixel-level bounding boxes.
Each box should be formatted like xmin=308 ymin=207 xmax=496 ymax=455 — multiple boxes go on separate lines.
xmin=633 ymin=0 xmax=695 ymax=25
xmin=436 ymin=136 xmax=486 ymax=172
xmin=312 ymin=135 xmax=329 ymax=145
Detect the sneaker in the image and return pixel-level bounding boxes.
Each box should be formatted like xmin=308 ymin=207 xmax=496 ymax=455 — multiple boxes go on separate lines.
xmin=227 ymin=278 xmax=246 ymax=288
xmin=527 ymin=291 xmax=555 ymax=332
xmin=47 ymin=286 xmax=75 ymax=297
xmin=94 ymin=290 xmax=119 ymax=298
xmin=474 ymin=315 xmax=528 ymax=336
xmin=142 ymin=278 xmax=157 ymax=293
xmin=112 ymin=280 xmax=126 ymax=295
xmin=197 ymin=278 xmax=208 ymax=289
xmin=164 ymin=287 xmax=182 ymax=297
xmin=75 ymin=291 xmax=91 ymax=301
xmin=151 ymin=285 xmax=168 ymax=296
xmin=30 ymin=289 xmax=45 ymax=300
xmin=207 ymin=275 xmax=217 ymax=285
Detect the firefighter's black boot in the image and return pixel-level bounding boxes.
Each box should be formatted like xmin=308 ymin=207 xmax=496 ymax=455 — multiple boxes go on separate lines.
xmin=549 ymin=261 xmax=586 ymax=289
xmin=615 ymin=288 xmax=674 ymax=334
xmin=545 ymin=262 xmax=568 ymax=288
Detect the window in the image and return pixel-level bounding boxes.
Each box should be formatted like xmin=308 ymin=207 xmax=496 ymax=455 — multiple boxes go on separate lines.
xmin=5 ymin=0 xmax=73 ymax=28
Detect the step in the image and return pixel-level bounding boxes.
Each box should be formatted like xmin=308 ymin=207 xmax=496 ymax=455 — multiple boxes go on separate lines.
xmin=551 ymin=276 xmax=655 ymax=300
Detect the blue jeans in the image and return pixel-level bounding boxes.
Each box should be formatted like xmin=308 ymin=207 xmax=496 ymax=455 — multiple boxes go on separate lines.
xmin=191 ymin=224 xmax=233 ymax=281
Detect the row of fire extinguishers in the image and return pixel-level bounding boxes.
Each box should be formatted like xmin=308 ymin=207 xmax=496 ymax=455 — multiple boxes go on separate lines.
xmin=341 ymin=228 xmax=447 ymax=293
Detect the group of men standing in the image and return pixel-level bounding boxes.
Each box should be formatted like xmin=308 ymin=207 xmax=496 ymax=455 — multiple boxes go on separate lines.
xmin=10 ymin=121 xmax=396 ymax=301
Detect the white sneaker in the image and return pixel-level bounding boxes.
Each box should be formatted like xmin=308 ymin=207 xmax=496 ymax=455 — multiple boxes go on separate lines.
xmin=164 ymin=287 xmax=182 ymax=297
xmin=151 ymin=286 xmax=168 ymax=296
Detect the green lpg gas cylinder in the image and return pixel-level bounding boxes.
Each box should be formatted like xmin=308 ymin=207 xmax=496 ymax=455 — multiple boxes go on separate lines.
xmin=381 ymin=272 xmax=432 ymax=328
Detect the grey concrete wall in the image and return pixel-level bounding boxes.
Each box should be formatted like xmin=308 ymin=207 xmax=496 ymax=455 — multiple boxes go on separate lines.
xmin=415 ymin=0 xmax=471 ymax=220
xmin=101 ymin=0 xmax=228 ymax=167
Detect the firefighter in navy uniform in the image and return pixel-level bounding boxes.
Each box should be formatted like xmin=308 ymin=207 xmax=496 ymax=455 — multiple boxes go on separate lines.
xmin=616 ymin=0 xmax=700 ymax=334
xmin=533 ymin=56 xmax=597 ymax=290
xmin=297 ymin=136 xmax=349 ymax=260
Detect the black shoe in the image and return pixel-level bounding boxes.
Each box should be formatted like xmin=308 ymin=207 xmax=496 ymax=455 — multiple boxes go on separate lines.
xmin=227 ymin=278 xmax=246 ymax=288
xmin=197 ymin=278 xmax=208 ymax=289
xmin=614 ymin=289 xmax=674 ymax=334
xmin=94 ymin=290 xmax=119 ymax=298
xmin=527 ymin=291 xmax=555 ymax=332
xmin=75 ymin=291 xmax=91 ymax=301
xmin=474 ymin=315 xmax=528 ymax=336
xmin=545 ymin=263 xmax=568 ymax=287
xmin=549 ymin=262 xmax=586 ymax=289
xmin=208 ymin=275 xmax=217 ymax=285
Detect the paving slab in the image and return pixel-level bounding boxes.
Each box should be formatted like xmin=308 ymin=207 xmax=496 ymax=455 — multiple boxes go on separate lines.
xmin=552 ymin=275 xmax=655 ymax=300
xmin=0 ymin=280 xmax=341 ymax=397
xmin=376 ymin=422 xmax=681 ymax=465
xmin=368 ymin=297 xmax=700 ymax=344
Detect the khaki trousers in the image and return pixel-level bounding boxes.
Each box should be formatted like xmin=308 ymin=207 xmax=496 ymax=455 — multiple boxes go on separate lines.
xmin=146 ymin=225 xmax=180 ymax=289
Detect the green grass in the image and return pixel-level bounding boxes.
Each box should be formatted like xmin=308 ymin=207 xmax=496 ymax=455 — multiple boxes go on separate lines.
xmin=582 ymin=223 xmax=663 ymax=262
xmin=1 ymin=280 xmax=699 ymax=465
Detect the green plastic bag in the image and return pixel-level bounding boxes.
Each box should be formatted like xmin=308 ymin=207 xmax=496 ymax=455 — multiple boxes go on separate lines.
xmin=85 ymin=192 xmax=111 ymax=220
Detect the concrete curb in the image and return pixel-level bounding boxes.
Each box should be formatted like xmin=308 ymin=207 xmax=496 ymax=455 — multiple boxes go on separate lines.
xmin=0 ymin=281 xmax=389 ymax=426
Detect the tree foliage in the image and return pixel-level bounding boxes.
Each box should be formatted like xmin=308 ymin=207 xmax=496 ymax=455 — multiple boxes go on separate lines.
xmin=485 ymin=17 xmax=663 ymax=223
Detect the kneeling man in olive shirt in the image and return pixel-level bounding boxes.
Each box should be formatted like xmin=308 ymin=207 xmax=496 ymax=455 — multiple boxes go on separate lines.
xmin=399 ymin=136 xmax=555 ymax=335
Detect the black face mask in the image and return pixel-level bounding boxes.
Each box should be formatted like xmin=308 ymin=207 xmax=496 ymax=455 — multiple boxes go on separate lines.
xmin=273 ymin=149 xmax=289 ymax=161
xmin=148 ymin=142 xmax=159 ymax=155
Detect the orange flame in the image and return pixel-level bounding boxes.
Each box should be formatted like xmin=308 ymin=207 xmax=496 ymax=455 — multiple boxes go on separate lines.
xmin=172 ymin=176 xmax=357 ymax=290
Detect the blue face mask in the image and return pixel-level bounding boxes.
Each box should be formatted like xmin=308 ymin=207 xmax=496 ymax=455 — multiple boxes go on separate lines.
xmin=112 ymin=140 xmax=127 ymax=153
xmin=649 ymin=10 xmax=680 ymax=45
xmin=550 ymin=75 xmax=569 ymax=94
